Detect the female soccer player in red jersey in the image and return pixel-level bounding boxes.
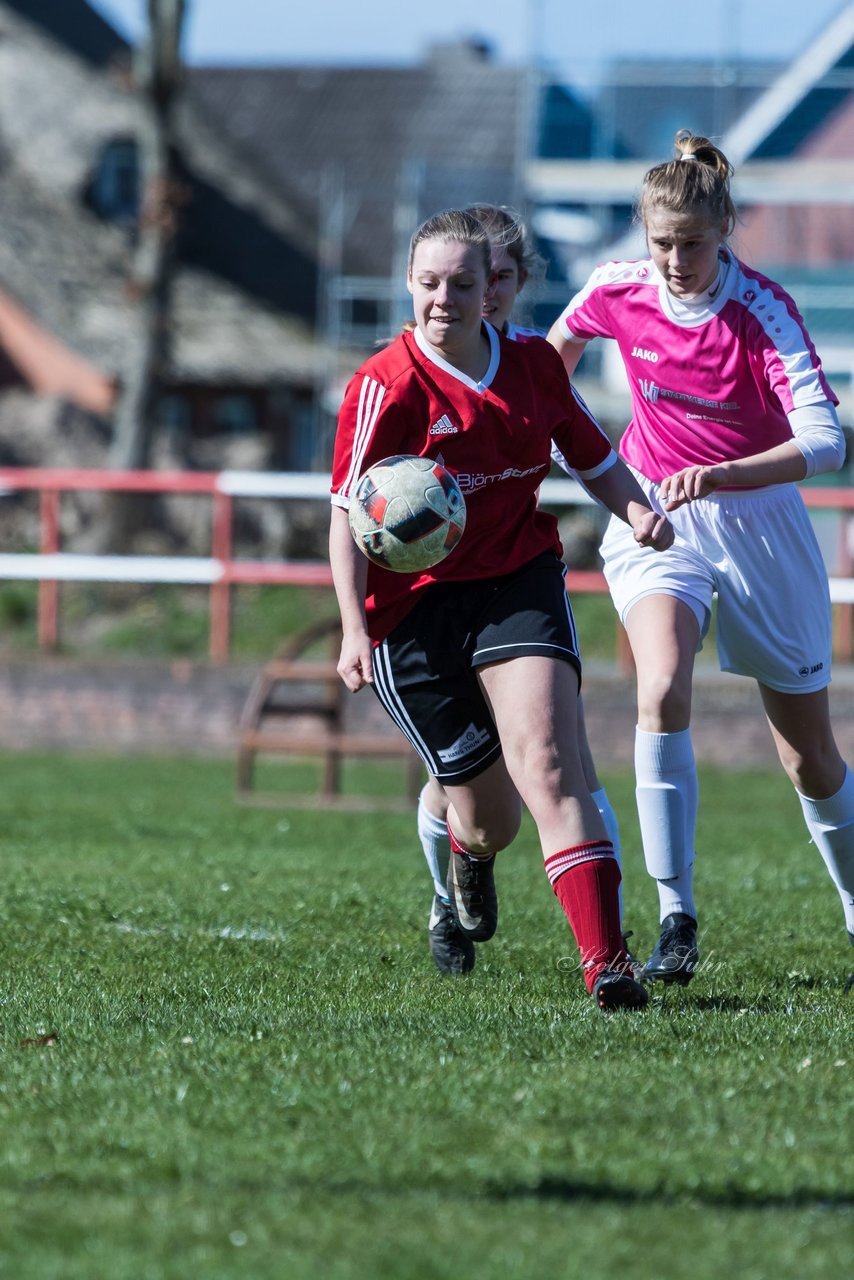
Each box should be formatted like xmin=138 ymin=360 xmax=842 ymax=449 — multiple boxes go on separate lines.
xmin=330 ymin=208 xmax=674 ymax=1011
xmin=548 ymin=131 xmax=854 ymax=988
xmin=412 ymin=204 xmax=626 ymax=978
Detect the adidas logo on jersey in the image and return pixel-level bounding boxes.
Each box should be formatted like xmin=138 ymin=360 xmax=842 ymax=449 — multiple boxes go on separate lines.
xmin=430 ymin=414 xmax=458 ymax=435
xmin=631 ymin=346 xmax=659 ymax=363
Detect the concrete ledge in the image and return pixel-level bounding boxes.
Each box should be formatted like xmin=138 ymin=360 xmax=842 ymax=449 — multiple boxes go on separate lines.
xmin=0 ymin=657 xmax=256 ymax=756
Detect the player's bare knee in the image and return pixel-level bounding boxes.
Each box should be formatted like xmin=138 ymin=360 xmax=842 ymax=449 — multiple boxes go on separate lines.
xmin=637 ymin=673 xmax=691 ymax=732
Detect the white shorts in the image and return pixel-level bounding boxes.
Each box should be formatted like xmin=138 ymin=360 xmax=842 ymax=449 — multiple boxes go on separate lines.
xmin=600 ymin=475 xmax=832 ymax=694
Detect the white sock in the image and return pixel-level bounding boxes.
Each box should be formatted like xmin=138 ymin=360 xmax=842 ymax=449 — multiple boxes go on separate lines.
xmin=591 ymin=786 xmax=621 ymax=863
xmin=417 ymin=786 xmax=451 ymax=901
xmin=655 ymin=863 xmax=696 ymax=921
xmin=634 ymin=727 xmax=698 ymax=923
xmin=591 ymin=785 xmax=624 ymax=922
xmin=797 ymin=765 xmax=854 ymax=935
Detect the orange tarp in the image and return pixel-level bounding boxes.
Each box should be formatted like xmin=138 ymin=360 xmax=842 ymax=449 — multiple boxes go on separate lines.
xmin=0 ymin=288 xmax=116 ymax=415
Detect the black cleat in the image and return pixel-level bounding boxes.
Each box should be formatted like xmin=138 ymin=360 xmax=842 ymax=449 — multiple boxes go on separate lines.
xmin=446 ymin=849 xmax=498 ymax=942
xmin=846 ymin=931 xmax=854 ymax=993
xmin=428 ymin=896 xmax=476 ymax=976
xmin=643 ymin=912 xmax=699 ymax=986
xmin=592 ymin=966 xmax=650 ymax=1012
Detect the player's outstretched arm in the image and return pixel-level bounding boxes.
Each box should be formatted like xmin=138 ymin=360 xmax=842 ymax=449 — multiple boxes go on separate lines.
xmin=584 ymin=458 xmax=674 ymax=551
xmin=660 ymin=440 xmax=815 ymax=509
xmin=329 ymin=505 xmax=374 ymax=691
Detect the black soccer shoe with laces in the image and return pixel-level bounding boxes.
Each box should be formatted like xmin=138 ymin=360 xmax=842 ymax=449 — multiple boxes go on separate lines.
xmin=446 ymin=849 xmax=498 ymax=942
xmin=642 ymin=912 xmax=699 ymax=986
xmin=428 ymin=896 xmax=476 ymax=976
xmin=592 ymin=967 xmax=650 ymax=1012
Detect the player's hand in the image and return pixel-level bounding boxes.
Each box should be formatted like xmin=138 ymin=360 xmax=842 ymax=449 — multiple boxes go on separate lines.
xmin=632 ymin=509 xmax=674 ymax=551
xmin=337 ymin=630 xmax=374 ymax=692
xmin=660 ymin=465 xmax=725 ymax=509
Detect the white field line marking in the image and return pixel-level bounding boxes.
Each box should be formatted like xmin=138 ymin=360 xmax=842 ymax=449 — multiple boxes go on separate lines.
xmin=109 ymin=920 xmax=286 ymax=942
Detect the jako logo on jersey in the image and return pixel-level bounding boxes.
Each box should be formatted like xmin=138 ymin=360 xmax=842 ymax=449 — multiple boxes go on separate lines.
xmin=631 ymin=346 xmax=658 ymax=363
xmin=437 ymin=723 xmax=491 ymax=765
xmin=798 ymin=662 xmax=824 ymax=677
xmin=430 ymin=414 xmax=457 ymax=436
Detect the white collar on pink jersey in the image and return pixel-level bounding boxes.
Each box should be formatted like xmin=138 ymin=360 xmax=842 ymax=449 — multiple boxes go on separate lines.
xmin=413 ymin=322 xmax=500 ymax=393
xmin=658 ymin=249 xmax=737 ymax=328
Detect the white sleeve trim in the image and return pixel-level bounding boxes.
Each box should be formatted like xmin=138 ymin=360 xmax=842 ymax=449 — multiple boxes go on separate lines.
xmin=577 ymin=448 xmax=618 ymax=480
xmin=550 ymin=445 xmax=618 ymax=481
xmin=556 ymin=301 xmax=589 ymax=343
xmin=789 ymin=401 xmax=845 ymax=478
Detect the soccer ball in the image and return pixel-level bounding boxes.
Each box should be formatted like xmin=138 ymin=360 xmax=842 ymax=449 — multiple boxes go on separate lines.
xmin=348 ymin=454 xmax=467 ymax=572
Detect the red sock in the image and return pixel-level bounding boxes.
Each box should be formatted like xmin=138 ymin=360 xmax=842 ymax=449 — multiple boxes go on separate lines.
xmin=544 ymin=843 xmax=627 ymax=992
xmin=447 ymin=825 xmax=470 ymax=856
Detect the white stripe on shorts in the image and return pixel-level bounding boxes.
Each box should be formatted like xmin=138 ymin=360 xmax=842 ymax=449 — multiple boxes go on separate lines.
xmin=371 ymin=640 xmax=436 ymax=770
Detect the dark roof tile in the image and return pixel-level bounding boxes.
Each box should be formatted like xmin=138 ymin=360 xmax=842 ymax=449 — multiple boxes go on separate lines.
xmin=190 ymin=52 xmax=528 ymax=275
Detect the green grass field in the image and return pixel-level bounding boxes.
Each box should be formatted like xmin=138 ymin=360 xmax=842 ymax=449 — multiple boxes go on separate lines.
xmin=1 ymin=753 xmax=851 ymax=1279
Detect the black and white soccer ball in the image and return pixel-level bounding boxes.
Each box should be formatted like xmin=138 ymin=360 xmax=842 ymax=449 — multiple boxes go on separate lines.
xmin=348 ymin=454 xmax=467 ymax=572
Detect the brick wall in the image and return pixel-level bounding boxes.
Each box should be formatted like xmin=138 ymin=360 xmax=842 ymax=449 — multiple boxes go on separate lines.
xmin=0 ymin=658 xmax=256 ymax=756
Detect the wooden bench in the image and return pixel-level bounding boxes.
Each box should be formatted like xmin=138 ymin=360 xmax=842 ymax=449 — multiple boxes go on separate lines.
xmin=235 ymin=616 xmax=423 ymax=808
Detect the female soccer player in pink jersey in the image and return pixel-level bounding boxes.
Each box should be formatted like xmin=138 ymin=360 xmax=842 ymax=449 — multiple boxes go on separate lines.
xmin=413 ymin=204 xmax=626 ymax=979
xmin=330 ymin=208 xmax=674 ymax=1011
xmin=548 ymin=131 xmax=854 ymax=987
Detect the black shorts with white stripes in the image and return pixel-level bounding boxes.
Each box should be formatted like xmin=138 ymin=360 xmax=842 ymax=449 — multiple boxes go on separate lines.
xmin=371 ymin=552 xmax=581 ymax=784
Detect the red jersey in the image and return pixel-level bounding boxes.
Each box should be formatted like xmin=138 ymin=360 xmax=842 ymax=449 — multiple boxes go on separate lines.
xmin=331 ymin=323 xmax=615 ymax=641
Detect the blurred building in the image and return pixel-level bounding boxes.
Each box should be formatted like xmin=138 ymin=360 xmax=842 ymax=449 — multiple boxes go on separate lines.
xmin=191 ymin=38 xmax=580 ymax=355
xmin=0 ymin=0 xmax=327 ymax=472
xmin=1 ymin=0 xmax=852 ymax=476
xmin=528 ymin=5 xmax=854 ymax=427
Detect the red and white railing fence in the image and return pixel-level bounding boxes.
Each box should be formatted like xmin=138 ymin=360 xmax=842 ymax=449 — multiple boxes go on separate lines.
xmin=0 ymin=467 xmax=852 ymax=663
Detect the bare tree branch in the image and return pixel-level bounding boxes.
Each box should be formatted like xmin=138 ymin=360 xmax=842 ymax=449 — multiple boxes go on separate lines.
xmin=109 ymin=0 xmax=187 ymax=474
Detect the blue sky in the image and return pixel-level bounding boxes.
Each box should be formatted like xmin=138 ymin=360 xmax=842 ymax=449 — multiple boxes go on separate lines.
xmin=90 ymin=0 xmax=851 ymax=88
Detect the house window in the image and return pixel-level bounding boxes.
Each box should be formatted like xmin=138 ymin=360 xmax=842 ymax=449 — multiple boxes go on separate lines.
xmin=90 ymin=138 xmax=139 ymax=223
xmin=158 ymin=394 xmax=192 ymax=437
xmin=214 ymin=395 xmax=257 ymax=436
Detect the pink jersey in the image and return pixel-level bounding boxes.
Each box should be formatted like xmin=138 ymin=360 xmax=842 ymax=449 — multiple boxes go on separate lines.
xmin=332 ymin=323 xmax=615 ymax=640
xmin=556 ymin=249 xmax=837 ymax=483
